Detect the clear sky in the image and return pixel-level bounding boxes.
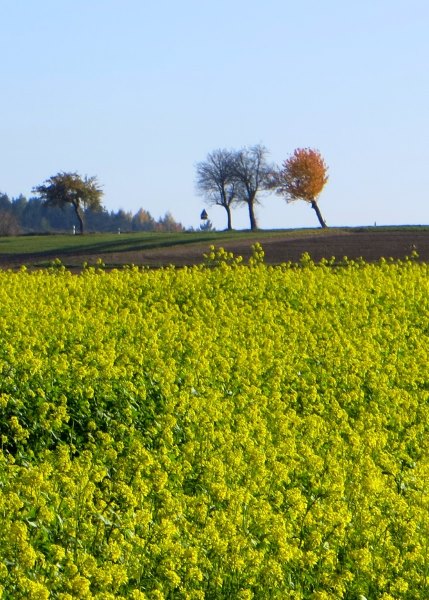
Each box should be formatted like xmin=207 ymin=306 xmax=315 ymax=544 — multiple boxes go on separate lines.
xmin=1 ymin=0 xmax=428 ymax=230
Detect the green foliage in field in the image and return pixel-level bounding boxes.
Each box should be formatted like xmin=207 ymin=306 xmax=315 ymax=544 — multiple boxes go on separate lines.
xmin=0 ymin=249 xmax=429 ymax=598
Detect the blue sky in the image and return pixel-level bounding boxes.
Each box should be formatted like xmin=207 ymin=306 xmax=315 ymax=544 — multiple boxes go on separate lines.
xmin=1 ymin=0 xmax=428 ymax=230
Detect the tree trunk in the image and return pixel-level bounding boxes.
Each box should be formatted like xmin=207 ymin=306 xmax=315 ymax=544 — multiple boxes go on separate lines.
xmin=248 ymin=201 xmax=258 ymax=231
xmin=73 ymin=202 xmax=84 ymax=234
xmin=225 ymin=205 xmax=232 ymax=230
xmin=311 ymin=200 xmax=327 ymax=228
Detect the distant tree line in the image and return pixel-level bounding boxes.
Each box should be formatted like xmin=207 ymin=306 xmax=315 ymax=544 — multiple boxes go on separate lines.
xmin=0 ymin=191 xmax=184 ymax=236
xmin=196 ymin=144 xmax=329 ymax=230
xmin=1 ymin=147 xmax=329 ymax=236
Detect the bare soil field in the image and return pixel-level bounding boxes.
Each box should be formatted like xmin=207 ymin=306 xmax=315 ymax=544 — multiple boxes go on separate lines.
xmin=0 ymin=229 xmax=428 ymax=270
xmin=130 ymin=229 xmax=427 ymax=267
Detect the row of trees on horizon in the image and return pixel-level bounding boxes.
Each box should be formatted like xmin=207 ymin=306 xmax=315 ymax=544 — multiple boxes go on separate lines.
xmin=0 ymin=192 xmax=185 ymax=236
xmin=196 ymin=145 xmax=329 ymax=231
xmin=0 ymin=146 xmax=328 ymax=236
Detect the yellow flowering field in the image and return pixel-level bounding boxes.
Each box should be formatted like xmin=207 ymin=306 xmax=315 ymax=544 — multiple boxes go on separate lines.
xmin=1 ymin=247 xmax=429 ymax=599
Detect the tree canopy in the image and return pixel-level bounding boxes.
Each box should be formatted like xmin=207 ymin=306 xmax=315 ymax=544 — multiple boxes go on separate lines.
xmin=32 ymin=172 xmax=104 ymax=234
xmin=232 ymin=145 xmax=272 ymax=231
xmin=195 ymin=149 xmax=237 ymax=230
xmin=273 ymin=148 xmax=329 ymax=228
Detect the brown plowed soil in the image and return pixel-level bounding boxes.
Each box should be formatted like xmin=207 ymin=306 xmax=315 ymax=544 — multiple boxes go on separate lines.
xmin=131 ymin=229 xmax=426 ymax=267
xmin=0 ymin=229 xmax=428 ymax=271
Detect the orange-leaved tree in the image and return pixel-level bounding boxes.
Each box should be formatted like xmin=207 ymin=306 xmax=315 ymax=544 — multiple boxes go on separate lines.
xmin=273 ymin=148 xmax=328 ymax=228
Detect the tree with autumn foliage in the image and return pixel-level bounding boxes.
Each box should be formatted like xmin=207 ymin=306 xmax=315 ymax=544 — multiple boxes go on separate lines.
xmin=272 ymin=148 xmax=329 ymax=228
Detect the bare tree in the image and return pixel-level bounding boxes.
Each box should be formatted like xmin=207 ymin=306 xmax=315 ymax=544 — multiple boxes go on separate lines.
xmin=195 ymin=149 xmax=237 ymax=230
xmin=231 ymin=144 xmax=271 ymax=231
